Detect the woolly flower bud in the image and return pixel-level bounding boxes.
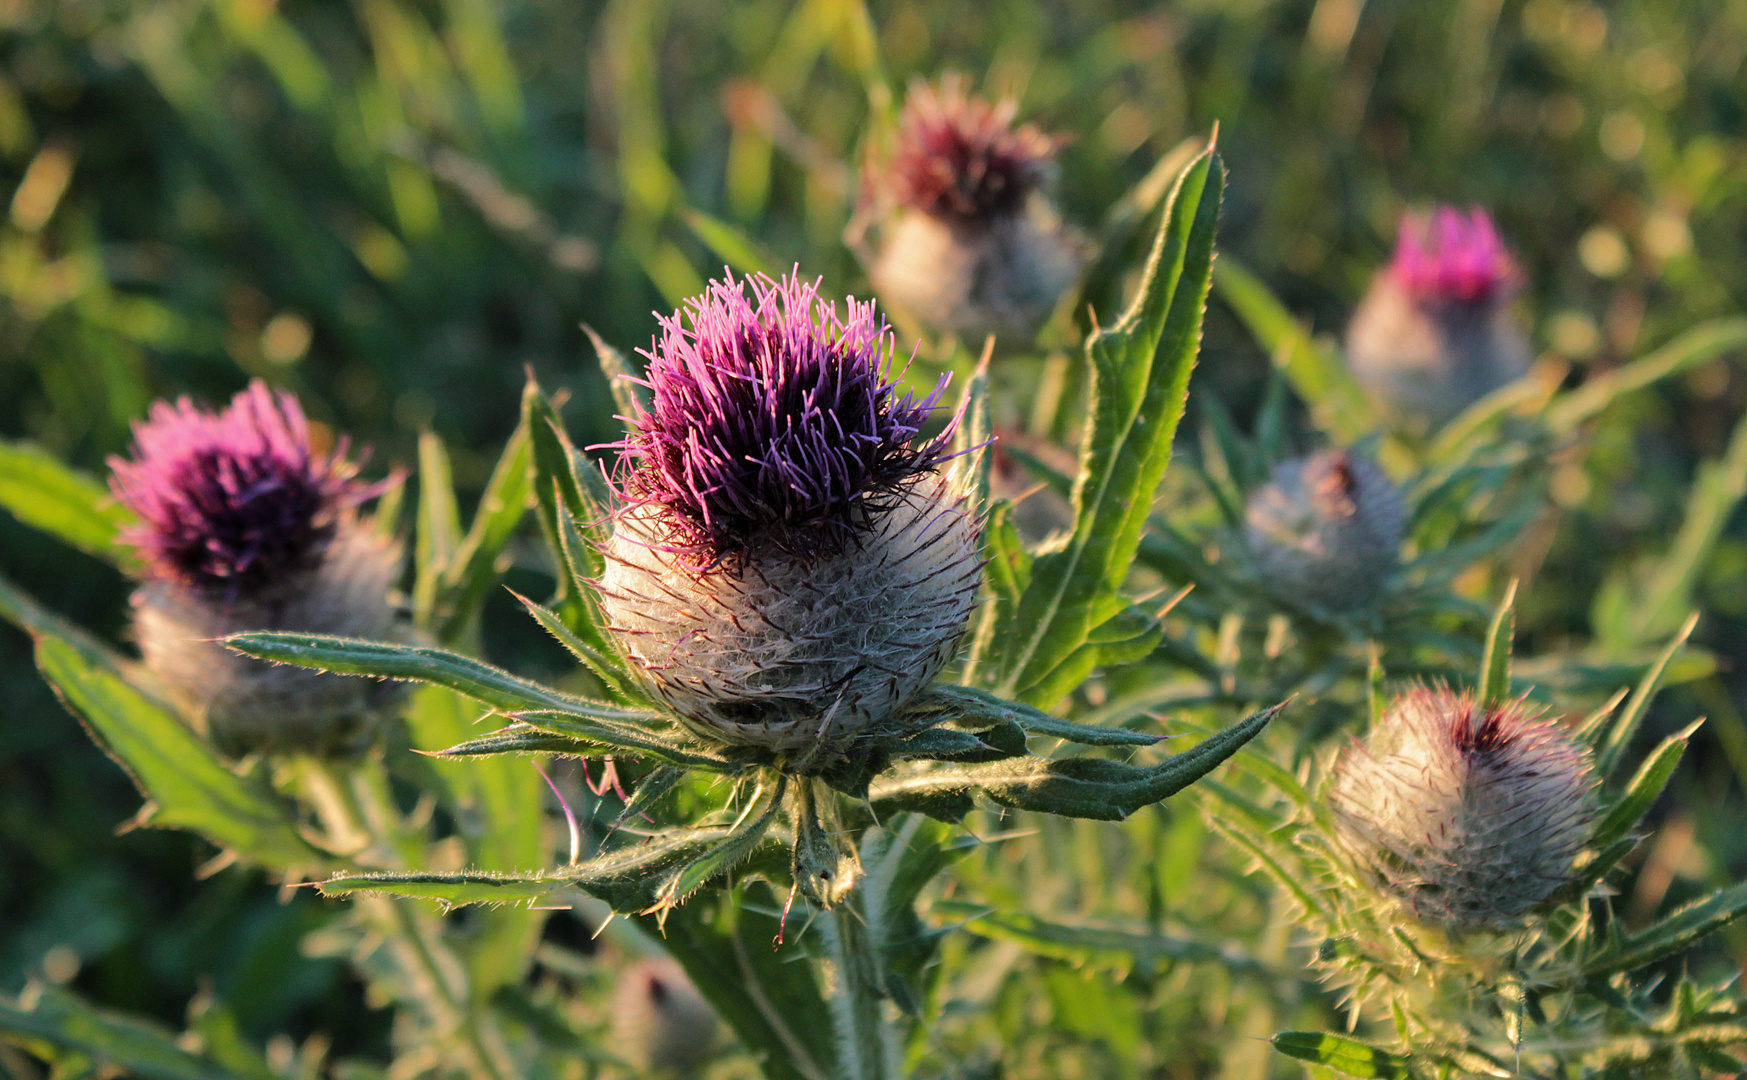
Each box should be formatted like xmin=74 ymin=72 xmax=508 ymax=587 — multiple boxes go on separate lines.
xmin=1332 ymin=688 xmax=1596 ymax=929
xmin=610 ymin=957 xmax=717 ymax=1076
xmin=1346 ymin=205 xmax=1531 ymax=433
xmin=862 ymin=77 xmax=1081 ymax=344
xmin=1244 ymin=450 xmax=1405 ymax=614
xmin=110 ymin=382 xmax=401 ymax=756
xmin=600 ymin=272 xmax=981 ymax=766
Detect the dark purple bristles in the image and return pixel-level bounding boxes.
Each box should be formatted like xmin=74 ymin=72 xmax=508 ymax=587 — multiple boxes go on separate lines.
xmin=614 ymin=271 xmax=954 ymax=558
xmin=110 ymin=381 xmax=367 ymax=594
xmin=884 ymin=78 xmax=1058 ymax=223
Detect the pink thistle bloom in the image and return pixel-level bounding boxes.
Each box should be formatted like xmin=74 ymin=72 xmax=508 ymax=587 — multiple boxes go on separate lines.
xmin=110 ymin=382 xmax=370 ymax=595
xmin=857 ymin=77 xmax=1083 ymax=345
xmin=1346 ymin=204 xmax=1532 ymax=432
xmin=612 ymin=271 xmax=953 ymax=562
xmin=599 ymin=271 xmax=982 ymax=764
xmin=1387 ymin=205 xmax=1520 ymax=306
xmin=110 ymin=380 xmax=403 ymax=756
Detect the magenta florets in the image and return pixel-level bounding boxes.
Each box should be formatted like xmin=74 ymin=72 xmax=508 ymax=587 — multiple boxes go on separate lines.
xmin=885 ymin=78 xmax=1058 ymax=223
xmin=615 ymin=271 xmax=952 ymax=557
xmin=1388 ymin=205 xmax=1518 ymax=305
xmin=110 ymin=381 xmax=366 ymax=594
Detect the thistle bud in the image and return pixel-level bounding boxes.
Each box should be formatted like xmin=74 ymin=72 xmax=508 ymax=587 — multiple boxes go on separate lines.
xmin=859 ymin=76 xmax=1081 ymax=345
xmin=599 ymin=272 xmax=982 ymax=769
xmin=1345 ymin=205 xmax=1531 ymax=433
xmin=1243 ymin=450 xmax=1405 ymax=614
xmin=1331 ymin=688 xmax=1596 ymax=928
xmin=110 ymin=381 xmax=402 ymax=756
xmin=610 ymin=957 xmax=717 ymax=1076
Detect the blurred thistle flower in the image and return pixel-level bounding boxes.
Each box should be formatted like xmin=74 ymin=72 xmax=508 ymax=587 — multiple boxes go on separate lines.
xmin=1331 ymin=687 xmax=1596 ymax=929
xmin=610 ymin=956 xmax=717 ymax=1076
xmin=599 ymin=271 xmax=982 ymax=770
xmin=1244 ymin=449 xmax=1405 ymax=614
xmin=111 ymin=381 xmax=402 ymax=756
xmin=1345 ymin=205 xmax=1532 ymax=433
xmin=856 ymin=76 xmax=1082 ymax=346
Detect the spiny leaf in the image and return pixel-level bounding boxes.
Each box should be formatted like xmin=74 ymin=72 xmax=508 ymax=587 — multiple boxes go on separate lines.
xmin=914 ymin=684 xmax=1163 ymax=747
xmin=995 ymin=145 xmax=1224 ymax=707
xmin=869 ymin=702 xmax=1279 ymax=822
xmin=1592 ymin=720 xmax=1700 ymax=849
xmin=1546 ymin=317 xmax=1747 ymax=433
xmin=1478 ymin=581 xmax=1517 ymax=706
xmin=225 ymin=631 xmax=651 ymax=722
xmin=1585 ymin=880 xmax=1747 ymax=977
xmin=1270 ymin=1031 xmax=1412 ymax=1078
xmin=437 ymin=411 xmax=533 ymax=641
xmin=1595 ymin=614 xmax=1698 ymax=777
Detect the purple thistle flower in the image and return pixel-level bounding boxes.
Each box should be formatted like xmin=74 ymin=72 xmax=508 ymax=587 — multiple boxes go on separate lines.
xmin=856 ymin=77 xmax=1083 ymax=345
xmin=599 ymin=271 xmax=983 ymax=765
xmin=1388 ymin=205 xmax=1519 ymax=306
xmin=110 ymin=381 xmax=368 ymax=595
xmin=615 ymin=271 xmax=953 ymax=561
xmin=883 ymin=77 xmax=1059 ymax=224
xmin=111 ymin=381 xmax=403 ymax=757
xmin=1347 ymin=204 xmax=1531 ymax=432
xmin=1332 ymin=687 xmax=1596 ymax=928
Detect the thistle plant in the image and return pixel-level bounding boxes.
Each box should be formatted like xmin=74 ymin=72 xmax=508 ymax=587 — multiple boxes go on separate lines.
xmin=109 ymin=380 xmax=403 ymax=756
xmin=1243 ymin=449 xmax=1407 ymax=616
xmin=1345 ymin=205 xmax=1533 ymax=434
xmin=854 ymin=76 xmax=1083 ymax=345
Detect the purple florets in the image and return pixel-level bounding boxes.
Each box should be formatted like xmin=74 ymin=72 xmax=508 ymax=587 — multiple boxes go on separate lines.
xmin=1388 ymin=205 xmax=1518 ymax=305
xmin=615 ymin=271 xmax=953 ymax=558
xmin=883 ymin=77 xmax=1058 ymax=223
xmin=110 ymin=381 xmax=366 ymax=594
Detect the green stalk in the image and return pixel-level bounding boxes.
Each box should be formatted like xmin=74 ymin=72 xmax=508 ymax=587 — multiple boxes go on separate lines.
xmin=824 ymin=891 xmax=897 ymax=1080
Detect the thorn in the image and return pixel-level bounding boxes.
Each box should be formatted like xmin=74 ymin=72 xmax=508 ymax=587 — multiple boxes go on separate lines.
xmin=1206 ymin=119 xmax=1220 ymax=150
xmin=775 ymin=882 xmax=800 ymax=949
xmin=536 ymin=761 xmax=581 ymax=865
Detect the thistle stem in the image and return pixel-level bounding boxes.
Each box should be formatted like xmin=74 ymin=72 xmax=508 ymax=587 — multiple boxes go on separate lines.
xmin=824 ymin=895 xmax=897 ymax=1080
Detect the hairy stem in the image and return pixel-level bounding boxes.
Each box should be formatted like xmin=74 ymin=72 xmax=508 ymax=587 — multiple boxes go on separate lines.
xmin=824 ymin=892 xmax=897 ymax=1080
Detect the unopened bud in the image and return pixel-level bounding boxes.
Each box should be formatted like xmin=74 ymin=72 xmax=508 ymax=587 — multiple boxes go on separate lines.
xmin=1244 ymin=450 xmax=1405 ymax=614
xmin=1332 ymin=687 xmax=1596 ymax=928
xmin=611 ymin=957 xmax=717 ymax=1076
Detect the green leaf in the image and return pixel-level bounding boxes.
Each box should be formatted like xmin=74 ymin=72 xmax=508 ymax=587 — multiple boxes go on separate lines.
xmin=1585 ymin=880 xmax=1747 ymax=977
xmin=653 ymin=778 xmax=785 ymax=911
xmin=582 ymin=323 xmax=649 ymax=420
xmin=640 ymin=888 xmax=839 ymax=1080
xmin=934 ymin=899 xmax=1278 ymax=982
xmin=869 ymin=702 xmax=1279 ymax=822
xmin=1546 ymin=317 xmax=1747 ymax=433
xmin=0 ymin=441 xmax=134 ymax=563
xmin=436 ymin=412 xmax=533 ymax=642
xmin=1592 ymin=720 xmax=1699 ymax=849
xmin=1270 ymin=1032 xmax=1411 ymax=1078
xmin=0 ymin=571 xmax=327 ymax=870
xmin=1477 ymin=580 xmax=1517 ymax=706
xmin=412 ymin=431 xmax=463 ymax=627
xmin=316 ymin=869 xmax=577 ymax=908
xmin=225 ymin=631 xmax=649 ymax=722
xmin=0 ymin=987 xmax=243 ymax=1080
xmin=996 ymin=145 xmax=1224 ymax=706
xmin=1213 ymin=260 xmax=1380 ymax=445
xmin=913 ymin=684 xmax=1162 ymax=747
xmin=1595 ymin=614 xmax=1698 ymax=778
xmin=681 ymin=207 xmax=775 ymax=276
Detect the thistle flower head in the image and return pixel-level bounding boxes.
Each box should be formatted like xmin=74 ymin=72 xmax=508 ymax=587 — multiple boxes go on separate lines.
xmin=1332 ymin=687 xmax=1596 ymax=929
xmin=884 ymin=76 xmax=1059 ymax=224
xmin=110 ymin=381 xmax=367 ymax=594
xmin=1244 ymin=450 xmax=1405 ymax=613
xmin=1388 ymin=205 xmax=1518 ymax=307
xmin=601 ymin=272 xmax=981 ymax=765
xmin=112 ymin=381 xmax=402 ymax=757
xmin=615 ymin=271 xmax=952 ymax=561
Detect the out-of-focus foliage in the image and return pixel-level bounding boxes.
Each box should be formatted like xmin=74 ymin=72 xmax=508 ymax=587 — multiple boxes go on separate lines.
xmin=3 ymin=1 xmax=1747 ymax=1078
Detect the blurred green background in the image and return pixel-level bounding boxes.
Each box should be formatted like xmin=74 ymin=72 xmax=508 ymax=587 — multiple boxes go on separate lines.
xmin=3 ymin=0 xmax=1745 ymax=1065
